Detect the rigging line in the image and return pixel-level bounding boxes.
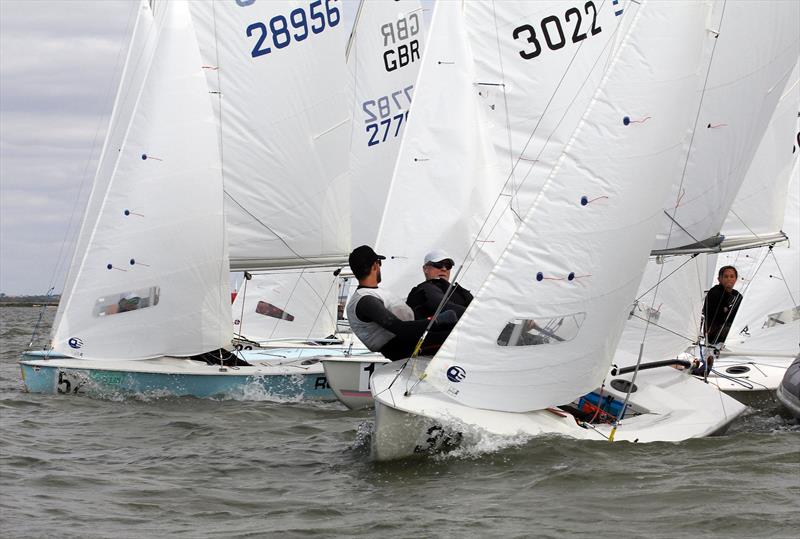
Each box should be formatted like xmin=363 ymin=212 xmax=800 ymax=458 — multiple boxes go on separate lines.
xmin=635 ymin=253 xmax=699 ymax=301
xmin=302 ymin=272 xmax=340 ymax=341
xmin=268 ymin=269 xmax=305 ymax=341
xmin=490 ymin=0 xmax=519 ymax=213
xmin=235 ymin=274 xmax=249 ymax=359
xmin=727 ymin=208 xmax=765 ymax=243
xmin=509 ymin=0 xmax=621 ymax=200
xmin=223 ymin=190 xmax=317 ymax=264
xmin=628 ymin=313 xmax=697 ymax=343
xmin=456 ymin=0 xmax=627 ymax=281
xmin=661 ymin=211 xmax=705 ymax=247
xmin=768 ymin=247 xmax=798 ymax=307
xmin=738 ymin=245 xmax=772 ymax=298
xmin=662 ymin=0 xmax=727 ymax=253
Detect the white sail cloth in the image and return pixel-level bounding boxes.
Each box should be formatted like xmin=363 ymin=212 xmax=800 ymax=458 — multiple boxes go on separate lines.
xmin=426 ymin=0 xmax=711 ymax=413
xmin=347 ymin=0 xmax=424 ymax=247
xmin=51 ymin=0 xmax=230 ymax=359
xmin=189 ymin=1 xmax=352 ymax=269
xmin=652 ymin=1 xmax=799 ymax=252
xmin=374 ymin=1 xmax=514 ymax=302
xmin=232 ymin=270 xmax=339 ymax=342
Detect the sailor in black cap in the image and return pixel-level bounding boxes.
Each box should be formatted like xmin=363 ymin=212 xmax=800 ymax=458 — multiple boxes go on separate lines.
xmin=346 ymin=245 xmax=457 ymax=360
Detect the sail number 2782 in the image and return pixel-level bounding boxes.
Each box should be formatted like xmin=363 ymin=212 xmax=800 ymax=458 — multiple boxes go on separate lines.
xmin=246 ymin=0 xmax=340 ymax=58
xmin=512 ymin=1 xmax=601 ymax=60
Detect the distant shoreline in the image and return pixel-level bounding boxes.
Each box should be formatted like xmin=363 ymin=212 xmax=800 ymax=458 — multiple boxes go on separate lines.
xmin=0 ymin=298 xmax=60 ymax=308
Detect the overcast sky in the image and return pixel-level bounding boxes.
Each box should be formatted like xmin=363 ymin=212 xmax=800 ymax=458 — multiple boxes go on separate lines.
xmin=1 ymin=0 xmax=139 ymax=295
xmin=1 ymin=0 xmax=406 ymax=295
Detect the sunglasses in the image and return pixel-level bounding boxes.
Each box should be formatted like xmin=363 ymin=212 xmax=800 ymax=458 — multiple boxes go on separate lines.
xmin=427 ymin=260 xmax=453 ymax=270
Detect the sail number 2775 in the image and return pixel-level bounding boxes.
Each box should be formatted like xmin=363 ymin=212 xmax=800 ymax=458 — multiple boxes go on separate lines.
xmin=512 ymin=1 xmax=601 ymax=60
xmin=246 ymin=0 xmax=340 ymax=58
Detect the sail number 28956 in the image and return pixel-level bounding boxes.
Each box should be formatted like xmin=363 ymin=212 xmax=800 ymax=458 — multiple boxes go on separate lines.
xmin=246 ymin=0 xmax=340 ymax=58
xmin=512 ymin=1 xmax=601 ymax=60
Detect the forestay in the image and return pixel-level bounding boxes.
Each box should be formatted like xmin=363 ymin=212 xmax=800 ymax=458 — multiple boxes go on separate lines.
xmin=426 ymin=0 xmax=710 ymax=413
xmin=189 ymin=1 xmax=351 ymax=270
xmin=232 ymin=269 xmax=339 ymax=342
xmin=51 ymin=1 xmax=231 ymax=359
xmin=347 ymin=0 xmax=425 ymax=247
xmin=652 ymin=1 xmax=799 ymax=253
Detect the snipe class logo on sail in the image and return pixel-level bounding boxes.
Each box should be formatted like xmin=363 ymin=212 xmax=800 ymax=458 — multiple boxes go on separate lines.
xmin=447 ymin=366 xmax=466 ymax=383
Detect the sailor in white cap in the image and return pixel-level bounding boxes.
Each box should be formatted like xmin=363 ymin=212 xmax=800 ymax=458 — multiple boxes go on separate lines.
xmin=406 ymin=249 xmax=473 ymax=320
xmin=345 ymin=245 xmax=457 ymax=360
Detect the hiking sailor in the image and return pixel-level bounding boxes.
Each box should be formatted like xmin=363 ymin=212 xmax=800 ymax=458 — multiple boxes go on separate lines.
xmin=346 ymin=245 xmax=457 ymax=360
xmin=406 ymin=249 xmax=473 ymax=320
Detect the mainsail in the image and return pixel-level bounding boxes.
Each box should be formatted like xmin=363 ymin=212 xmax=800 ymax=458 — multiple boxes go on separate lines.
xmin=375 ymin=0 xmax=625 ymax=300
xmin=51 ymin=0 xmax=230 ymax=359
xmin=190 ymin=0 xmax=352 ymax=269
xmin=651 ymin=1 xmax=799 ymax=254
xmin=426 ymin=0 xmax=711 ymax=413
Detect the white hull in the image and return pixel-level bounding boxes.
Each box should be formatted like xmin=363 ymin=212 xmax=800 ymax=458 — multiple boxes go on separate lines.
xmin=321 ymin=354 xmax=390 ymax=409
xmin=699 ymin=357 xmax=792 ymax=407
xmin=370 ymin=359 xmax=747 ymax=461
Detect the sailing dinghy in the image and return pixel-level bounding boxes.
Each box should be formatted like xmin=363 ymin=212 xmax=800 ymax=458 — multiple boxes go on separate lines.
xmin=367 ymin=0 xmax=753 ymax=460
xmin=20 ymin=0 xmax=363 ymax=400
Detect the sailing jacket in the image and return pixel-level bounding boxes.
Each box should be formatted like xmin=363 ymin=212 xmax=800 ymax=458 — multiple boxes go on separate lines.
xmin=406 ymin=278 xmax=473 ymax=320
xmin=702 ymin=284 xmax=743 ymax=344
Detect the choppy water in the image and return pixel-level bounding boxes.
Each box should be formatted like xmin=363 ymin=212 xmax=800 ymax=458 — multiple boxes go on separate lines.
xmin=1 ymin=306 xmax=798 ymax=538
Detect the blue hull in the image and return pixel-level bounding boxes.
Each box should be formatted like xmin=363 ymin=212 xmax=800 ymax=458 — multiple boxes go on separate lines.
xmin=20 ymin=362 xmax=334 ymax=401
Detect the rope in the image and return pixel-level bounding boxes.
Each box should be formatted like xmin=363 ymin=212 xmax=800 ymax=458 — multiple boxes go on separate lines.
xmin=611 ymin=0 xmax=729 ymax=442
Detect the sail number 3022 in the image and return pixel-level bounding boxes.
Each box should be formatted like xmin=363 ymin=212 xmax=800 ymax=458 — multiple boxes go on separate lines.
xmin=512 ymin=1 xmax=601 ymax=60
xmin=246 ymin=0 xmax=340 ymax=58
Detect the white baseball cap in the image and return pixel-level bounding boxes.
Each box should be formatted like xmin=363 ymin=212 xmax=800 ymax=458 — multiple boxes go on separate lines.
xmin=423 ymin=249 xmax=454 ymax=265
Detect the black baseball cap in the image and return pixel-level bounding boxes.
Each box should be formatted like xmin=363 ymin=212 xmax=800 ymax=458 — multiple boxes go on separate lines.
xmin=349 ymin=245 xmax=386 ymax=278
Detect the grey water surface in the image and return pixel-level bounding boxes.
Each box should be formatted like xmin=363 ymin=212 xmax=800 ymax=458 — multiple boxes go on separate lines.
xmin=1 ymin=306 xmax=798 ymax=538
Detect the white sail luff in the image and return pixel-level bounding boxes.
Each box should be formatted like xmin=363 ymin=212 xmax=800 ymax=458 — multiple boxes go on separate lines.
xmin=51 ymin=0 xmax=230 ymax=359
xmin=52 ymin=0 xmax=157 ymax=339
xmin=426 ymin=0 xmax=712 ymax=412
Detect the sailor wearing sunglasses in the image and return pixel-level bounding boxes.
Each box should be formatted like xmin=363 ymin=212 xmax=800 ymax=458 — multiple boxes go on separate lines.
xmin=406 ymin=249 xmax=473 ymax=321
xmin=346 ymin=245 xmax=457 ymax=360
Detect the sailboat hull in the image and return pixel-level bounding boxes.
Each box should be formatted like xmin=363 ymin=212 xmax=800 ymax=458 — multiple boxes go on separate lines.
xmin=19 ymin=350 xmax=340 ymax=401
xmin=370 ymin=359 xmax=747 ymax=461
xmin=322 ymin=354 xmax=390 ymax=409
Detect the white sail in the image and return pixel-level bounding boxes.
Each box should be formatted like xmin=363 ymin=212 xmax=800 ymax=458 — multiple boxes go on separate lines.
xmin=464 ymin=0 xmax=626 ymax=212
xmin=719 ymin=157 xmax=800 ymax=338
xmin=51 ymin=0 xmax=230 ymax=359
xmin=652 ymin=1 xmax=799 ymax=253
xmin=375 ymin=0 xmax=625 ymax=300
xmin=722 ymin=67 xmax=799 ymax=241
xmin=617 ymin=19 xmax=799 ymax=366
xmin=189 ymin=0 xmax=351 ymax=269
xmin=232 ymin=269 xmax=339 ymax=342
xmin=347 ymin=0 xmax=425 ymax=246
xmin=373 ymin=0 xmax=513 ymax=301
xmin=53 ymin=1 xmax=158 ymax=341
xmin=425 ymin=0 xmax=711 ymax=413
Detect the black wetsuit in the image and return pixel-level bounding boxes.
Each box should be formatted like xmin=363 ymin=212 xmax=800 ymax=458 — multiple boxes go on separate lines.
xmin=702 ymin=284 xmax=743 ymax=344
xmin=406 ymin=279 xmax=474 ymax=320
xmin=354 ymin=291 xmax=456 ymax=360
